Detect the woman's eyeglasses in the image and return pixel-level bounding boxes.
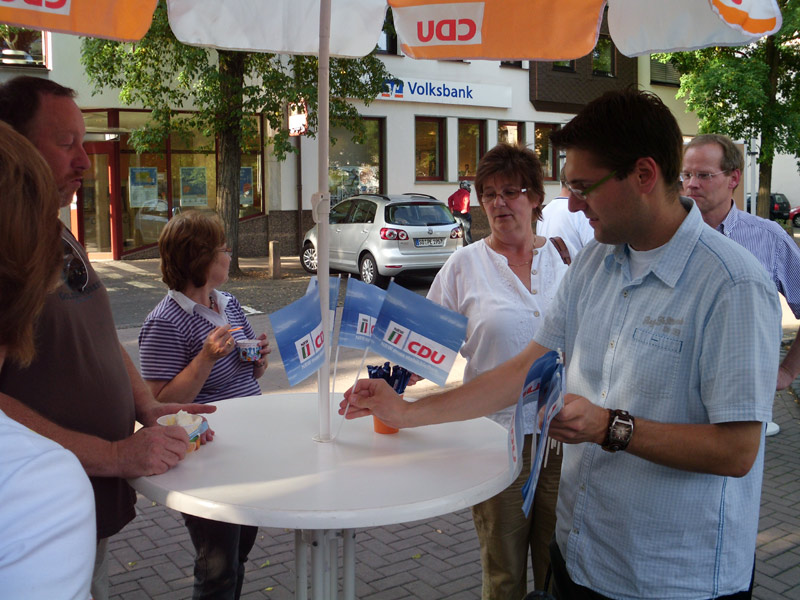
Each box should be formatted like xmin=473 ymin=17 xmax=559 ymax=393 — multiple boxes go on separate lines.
xmin=62 ymin=237 xmax=89 ymax=292
xmin=480 ymin=188 xmax=528 ymax=205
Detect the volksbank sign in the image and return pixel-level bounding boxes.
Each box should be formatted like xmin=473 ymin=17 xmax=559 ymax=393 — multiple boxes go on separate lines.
xmin=379 ymin=78 xmax=511 ymax=108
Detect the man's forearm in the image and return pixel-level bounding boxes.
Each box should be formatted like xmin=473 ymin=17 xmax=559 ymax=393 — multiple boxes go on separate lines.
xmin=408 ymin=340 xmax=550 ymax=427
xmin=121 ymin=344 xmax=160 ymax=426
xmin=777 ymin=328 xmax=800 ymax=390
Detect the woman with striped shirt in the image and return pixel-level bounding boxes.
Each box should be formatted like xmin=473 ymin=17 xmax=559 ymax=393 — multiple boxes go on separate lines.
xmin=139 ymin=210 xmax=270 ymax=600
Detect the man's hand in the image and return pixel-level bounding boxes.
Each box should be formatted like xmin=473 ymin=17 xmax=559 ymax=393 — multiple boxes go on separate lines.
xmin=340 ymin=379 xmax=409 ymax=428
xmin=544 ymin=393 xmax=608 ymax=445
xmin=777 ymin=364 xmax=796 ymax=391
xmin=113 ymin=426 xmax=191 ymax=478
xmin=140 ymin=401 xmax=217 ymax=427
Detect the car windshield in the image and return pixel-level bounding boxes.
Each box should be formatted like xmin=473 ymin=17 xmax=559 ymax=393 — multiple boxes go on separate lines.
xmin=385 ymin=202 xmax=455 ymax=226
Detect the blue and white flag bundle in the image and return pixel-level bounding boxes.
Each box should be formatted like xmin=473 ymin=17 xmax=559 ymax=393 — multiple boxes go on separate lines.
xmin=369 ymin=282 xmax=467 ymax=386
xmin=306 ymin=275 xmax=341 ymax=338
xmin=515 ymin=350 xmax=564 ymax=517
xmin=338 ymin=277 xmax=387 ymax=350
xmin=268 ymin=284 xmax=326 ymax=386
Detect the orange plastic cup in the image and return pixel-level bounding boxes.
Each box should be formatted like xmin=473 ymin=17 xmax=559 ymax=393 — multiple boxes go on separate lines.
xmin=373 ymin=394 xmax=400 ymax=434
xmin=373 ymin=415 xmax=399 ymax=434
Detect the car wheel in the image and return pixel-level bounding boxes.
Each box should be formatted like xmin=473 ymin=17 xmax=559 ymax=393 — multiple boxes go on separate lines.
xmin=794 ymin=214 xmax=800 ymax=228
xmin=301 ymin=243 xmax=318 ymax=274
xmin=359 ymin=252 xmax=388 ymax=287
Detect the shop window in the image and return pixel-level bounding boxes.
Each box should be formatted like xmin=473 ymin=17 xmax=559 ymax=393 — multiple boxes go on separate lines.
xmin=501 ymin=61 xmax=523 ymax=68
xmin=1 ymin=28 xmax=47 ymax=68
xmin=535 ymin=124 xmax=559 ymax=181
xmin=498 ymin=122 xmax=524 ymax=146
xmin=553 ymin=59 xmax=576 ymax=72
xmin=123 ymin=153 xmax=169 ymax=248
xmin=329 ymin=118 xmax=384 ymax=204
xmin=415 ymin=117 xmax=445 ymax=181
xmin=593 ymin=36 xmax=615 ymax=77
xmin=458 ymin=119 xmax=485 ymax=180
xmin=650 ymin=57 xmax=681 ymax=86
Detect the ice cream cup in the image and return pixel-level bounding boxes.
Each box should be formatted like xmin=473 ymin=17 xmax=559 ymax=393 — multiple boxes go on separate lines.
xmin=157 ymin=412 xmax=204 ymax=452
xmin=237 ymin=339 xmax=261 ymax=362
xmin=373 ymin=395 xmax=400 ymax=434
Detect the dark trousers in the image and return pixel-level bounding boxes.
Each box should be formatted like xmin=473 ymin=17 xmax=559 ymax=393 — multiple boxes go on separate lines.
xmin=183 ymin=513 xmax=258 ymax=600
xmin=549 ymin=538 xmax=754 ymax=600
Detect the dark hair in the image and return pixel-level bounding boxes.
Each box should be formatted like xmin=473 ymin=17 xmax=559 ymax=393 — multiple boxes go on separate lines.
xmin=474 ymin=143 xmax=545 ymax=221
xmin=0 ymin=76 xmax=77 ymax=137
xmin=159 ymin=211 xmax=226 ymax=291
xmin=550 ymin=88 xmax=683 ymax=194
xmin=684 ymin=134 xmax=743 ymax=173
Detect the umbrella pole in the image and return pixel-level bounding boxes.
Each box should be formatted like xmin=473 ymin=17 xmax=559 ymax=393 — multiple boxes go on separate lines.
xmin=315 ymin=0 xmax=332 ymax=443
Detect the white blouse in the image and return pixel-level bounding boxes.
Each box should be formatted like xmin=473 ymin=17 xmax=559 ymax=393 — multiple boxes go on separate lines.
xmin=427 ymin=238 xmax=569 ymax=432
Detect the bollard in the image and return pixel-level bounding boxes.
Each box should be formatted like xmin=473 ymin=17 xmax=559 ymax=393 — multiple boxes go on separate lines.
xmin=269 ymin=241 xmax=281 ymax=279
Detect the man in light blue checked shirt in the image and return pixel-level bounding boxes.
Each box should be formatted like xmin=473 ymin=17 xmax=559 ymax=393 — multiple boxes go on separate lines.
xmin=341 ymin=89 xmax=782 ymax=600
xmin=683 ymin=133 xmax=800 ymax=392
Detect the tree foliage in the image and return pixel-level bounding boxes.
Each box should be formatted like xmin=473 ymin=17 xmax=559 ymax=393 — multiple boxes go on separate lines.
xmin=655 ymin=0 xmax=800 ymax=218
xmin=80 ymin=0 xmax=394 ymax=268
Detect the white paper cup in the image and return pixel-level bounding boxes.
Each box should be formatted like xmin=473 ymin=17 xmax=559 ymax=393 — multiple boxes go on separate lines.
xmin=237 ymin=339 xmax=260 ymax=362
xmin=157 ymin=413 xmax=203 ymax=452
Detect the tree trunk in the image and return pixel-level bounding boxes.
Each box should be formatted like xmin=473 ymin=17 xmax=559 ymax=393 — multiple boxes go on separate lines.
xmin=217 ymin=50 xmax=246 ymax=276
xmin=756 ymin=34 xmax=780 ymax=220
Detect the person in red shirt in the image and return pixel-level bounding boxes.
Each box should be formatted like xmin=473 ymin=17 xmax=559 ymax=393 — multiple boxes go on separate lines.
xmin=449 ymin=180 xmax=473 ymax=244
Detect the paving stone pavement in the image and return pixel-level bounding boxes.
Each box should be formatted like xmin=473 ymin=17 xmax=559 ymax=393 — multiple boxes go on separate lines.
xmin=97 ymin=255 xmax=800 ymax=599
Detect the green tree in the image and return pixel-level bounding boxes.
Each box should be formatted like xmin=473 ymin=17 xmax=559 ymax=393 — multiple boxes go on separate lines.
xmin=655 ymin=0 xmax=800 ymax=219
xmin=81 ymin=0 xmax=394 ymax=273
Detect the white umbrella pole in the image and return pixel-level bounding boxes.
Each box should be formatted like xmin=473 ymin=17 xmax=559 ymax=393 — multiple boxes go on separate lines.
xmin=315 ymin=0 xmax=332 ymax=442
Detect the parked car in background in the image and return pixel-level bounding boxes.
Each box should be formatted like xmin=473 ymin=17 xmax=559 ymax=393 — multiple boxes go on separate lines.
xmin=746 ymin=192 xmax=791 ymax=221
xmin=302 ymin=193 xmax=462 ymax=287
xmin=790 ymin=204 xmax=800 ymax=228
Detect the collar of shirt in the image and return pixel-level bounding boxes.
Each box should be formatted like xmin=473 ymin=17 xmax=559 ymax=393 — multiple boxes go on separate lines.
xmin=606 ymin=196 xmax=700 ymax=289
xmin=168 ymin=289 xmax=231 ymax=320
xmin=716 ymin=199 xmax=740 ymax=235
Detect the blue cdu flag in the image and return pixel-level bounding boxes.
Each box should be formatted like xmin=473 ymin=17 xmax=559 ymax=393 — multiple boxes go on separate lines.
xmin=369 ymin=282 xmax=467 ymax=386
xmin=268 ymin=284 xmax=326 ymax=386
xmin=338 ymin=277 xmax=387 ymax=350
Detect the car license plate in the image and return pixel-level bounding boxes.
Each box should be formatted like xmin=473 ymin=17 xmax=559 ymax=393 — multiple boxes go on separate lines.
xmin=414 ymin=237 xmax=445 ymax=247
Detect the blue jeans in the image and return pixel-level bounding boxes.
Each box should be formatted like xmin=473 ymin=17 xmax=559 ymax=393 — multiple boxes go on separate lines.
xmin=183 ymin=514 xmax=258 ymax=600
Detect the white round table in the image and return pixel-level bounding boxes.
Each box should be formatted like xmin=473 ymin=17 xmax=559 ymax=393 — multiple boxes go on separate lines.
xmin=130 ymin=393 xmax=516 ymax=599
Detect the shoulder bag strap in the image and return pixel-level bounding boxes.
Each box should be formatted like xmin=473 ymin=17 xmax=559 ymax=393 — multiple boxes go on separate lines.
xmin=549 ymin=236 xmax=571 ymax=266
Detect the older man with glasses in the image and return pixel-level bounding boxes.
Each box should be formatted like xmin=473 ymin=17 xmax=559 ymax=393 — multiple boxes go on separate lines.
xmin=0 ymin=75 xmax=215 ymax=600
xmin=683 ymin=133 xmax=800 ymax=395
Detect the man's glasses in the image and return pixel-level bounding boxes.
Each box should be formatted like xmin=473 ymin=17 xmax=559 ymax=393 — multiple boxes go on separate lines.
xmin=679 ymin=170 xmax=729 ymax=183
xmin=565 ymin=170 xmax=616 ymax=201
xmin=480 ymin=188 xmax=528 ymax=205
xmin=62 ymin=237 xmax=89 ymax=293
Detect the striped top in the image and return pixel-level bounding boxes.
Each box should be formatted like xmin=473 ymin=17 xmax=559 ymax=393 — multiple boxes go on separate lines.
xmin=718 ymin=203 xmax=800 ymax=317
xmin=139 ymin=291 xmax=261 ymax=404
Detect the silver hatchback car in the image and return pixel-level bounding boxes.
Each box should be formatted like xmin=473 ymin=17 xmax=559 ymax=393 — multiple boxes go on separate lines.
xmin=301 ymin=193 xmax=463 ymax=286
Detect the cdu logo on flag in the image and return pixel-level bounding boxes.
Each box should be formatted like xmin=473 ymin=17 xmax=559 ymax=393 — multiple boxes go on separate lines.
xmin=269 ymin=285 xmax=326 ymax=386
xmin=371 ymin=282 xmax=466 ymax=386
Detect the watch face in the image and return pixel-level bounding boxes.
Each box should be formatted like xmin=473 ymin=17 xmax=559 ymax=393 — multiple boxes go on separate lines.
xmin=611 ymin=422 xmax=631 ymax=440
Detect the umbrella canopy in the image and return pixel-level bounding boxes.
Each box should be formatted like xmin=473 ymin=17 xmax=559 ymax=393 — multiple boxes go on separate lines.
xmin=1 ymin=1 xmax=782 ymax=58
xmin=1 ymin=0 xmax=783 ymax=440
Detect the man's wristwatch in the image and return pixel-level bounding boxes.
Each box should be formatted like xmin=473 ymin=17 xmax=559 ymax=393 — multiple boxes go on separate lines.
xmin=601 ymin=409 xmax=635 ymax=453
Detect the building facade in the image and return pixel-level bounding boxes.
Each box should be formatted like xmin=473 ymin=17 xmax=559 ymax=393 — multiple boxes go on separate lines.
xmin=2 ymin=23 xmax=712 ymax=261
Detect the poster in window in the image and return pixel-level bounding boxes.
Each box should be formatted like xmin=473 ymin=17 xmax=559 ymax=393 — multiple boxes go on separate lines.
xmin=240 ymin=167 xmax=253 ymax=206
xmin=129 ymin=167 xmax=158 ymax=208
xmin=179 ymin=167 xmax=208 ymax=207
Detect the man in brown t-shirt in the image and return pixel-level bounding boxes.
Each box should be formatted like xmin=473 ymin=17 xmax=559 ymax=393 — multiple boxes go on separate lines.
xmin=0 ymin=76 xmax=216 ymax=600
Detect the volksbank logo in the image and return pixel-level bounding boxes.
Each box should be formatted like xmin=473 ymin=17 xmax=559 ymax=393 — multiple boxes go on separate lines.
xmin=382 ymin=79 xmax=473 ymax=100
